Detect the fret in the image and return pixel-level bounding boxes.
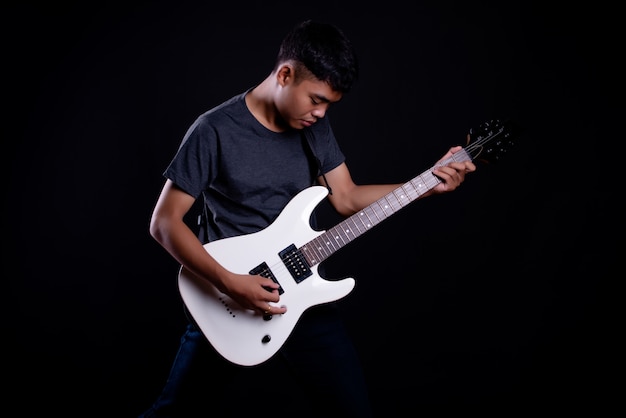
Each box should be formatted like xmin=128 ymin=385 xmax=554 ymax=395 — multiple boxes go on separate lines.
xmin=301 ymin=244 xmax=317 ymax=265
xmin=345 ymin=216 xmax=364 ymax=237
xmin=305 ymin=238 xmax=325 ymax=264
xmin=330 ymin=224 xmax=350 ymax=247
xmin=360 ymin=206 xmax=377 ymax=228
xmin=385 ymin=192 xmax=403 ymax=212
xmin=353 ymin=210 xmax=371 ymax=231
xmin=391 ymin=188 xmax=410 ymax=209
xmin=399 ymin=183 xmax=417 ymax=202
xmin=378 ymin=196 xmax=396 ymax=218
xmin=408 ymin=175 xmax=428 ymax=198
xmin=314 ymin=236 xmax=331 ymax=259
xmin=368 ymin=201 xmax=385 ymax=223
xmin=320 ymin=232 xmax=338 ymax=253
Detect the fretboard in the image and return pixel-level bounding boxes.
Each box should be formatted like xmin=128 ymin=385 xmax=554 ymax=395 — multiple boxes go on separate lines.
xmin=300 ymin=148 xmax=471 ymax=267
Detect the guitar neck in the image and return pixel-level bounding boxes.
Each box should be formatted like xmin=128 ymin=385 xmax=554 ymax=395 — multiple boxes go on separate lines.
xmin=301 ymin=148 xmax=471 ymax=267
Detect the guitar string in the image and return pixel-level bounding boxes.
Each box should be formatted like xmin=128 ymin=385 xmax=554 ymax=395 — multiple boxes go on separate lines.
xmin=253 ymin=121 xmax=510 ymax=286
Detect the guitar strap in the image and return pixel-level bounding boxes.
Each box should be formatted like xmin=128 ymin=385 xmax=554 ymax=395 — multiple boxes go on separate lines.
xmin=300 ymin=128 xmax=331 ymax=276
xmin=300 ymin=128 xmax=333 ymax=195
xmin=198 ymin=196 xmax=210 ymax=244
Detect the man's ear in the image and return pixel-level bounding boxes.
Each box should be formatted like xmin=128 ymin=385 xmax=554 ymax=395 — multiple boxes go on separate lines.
xmin=276 ymin=64 xmax=293 ymax=86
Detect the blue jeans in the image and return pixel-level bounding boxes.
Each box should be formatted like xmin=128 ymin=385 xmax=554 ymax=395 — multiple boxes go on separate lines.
xmin=139 ymin=304 xmax=373 ymax=417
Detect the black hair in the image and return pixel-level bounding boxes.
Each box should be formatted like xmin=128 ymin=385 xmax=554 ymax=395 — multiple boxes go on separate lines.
xmin=276 ymin=20 xmax=359 ymax=93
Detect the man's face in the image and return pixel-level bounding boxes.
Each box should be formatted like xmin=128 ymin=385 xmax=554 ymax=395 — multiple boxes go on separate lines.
xmin=277 ymin=77 xmax=343 ymax=130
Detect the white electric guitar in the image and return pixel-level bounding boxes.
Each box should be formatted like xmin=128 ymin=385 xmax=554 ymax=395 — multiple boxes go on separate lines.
xmin=178 ymin=119 xmax=518 ymax=366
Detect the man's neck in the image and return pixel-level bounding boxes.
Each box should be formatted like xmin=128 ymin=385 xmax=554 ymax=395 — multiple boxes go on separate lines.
xmin=245 ymin=76 xmax=287 ymax=132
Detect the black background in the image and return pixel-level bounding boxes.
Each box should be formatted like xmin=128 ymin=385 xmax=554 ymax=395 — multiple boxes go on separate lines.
xmin=4 ymin=1 xmax=623 ymax=415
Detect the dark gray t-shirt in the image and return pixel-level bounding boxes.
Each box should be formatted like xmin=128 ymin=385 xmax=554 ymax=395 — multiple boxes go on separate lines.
xmin=164 ymin=91 xmax=345 ymax=242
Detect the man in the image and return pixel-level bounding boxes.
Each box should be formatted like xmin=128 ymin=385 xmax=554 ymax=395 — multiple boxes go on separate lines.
xmin=140 ymin=19 xmax=475 ymax=417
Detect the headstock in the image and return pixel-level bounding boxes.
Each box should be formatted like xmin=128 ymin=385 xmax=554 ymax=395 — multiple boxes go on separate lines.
xmin=466 ymin=119 xmax=520 ymax=164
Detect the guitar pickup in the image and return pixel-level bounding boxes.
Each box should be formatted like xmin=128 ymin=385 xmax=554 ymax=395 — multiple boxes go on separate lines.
xmin=279 ymin=244 xmax=312 ymax=283
xmin=250 ymin=262 xmax=284 ymax=295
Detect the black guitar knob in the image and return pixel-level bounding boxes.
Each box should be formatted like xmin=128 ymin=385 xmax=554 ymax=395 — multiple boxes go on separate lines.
xmin=262 ymin=335 xmax=271 ymax=344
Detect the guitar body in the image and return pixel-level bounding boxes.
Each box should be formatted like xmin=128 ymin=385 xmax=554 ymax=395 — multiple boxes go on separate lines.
xmin=178 ymin=119 xmax=518 ymax=366
xmin=178 ymin=186 xmax=356 ymax=366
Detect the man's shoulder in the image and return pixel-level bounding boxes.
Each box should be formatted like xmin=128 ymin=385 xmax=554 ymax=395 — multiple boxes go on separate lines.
xmin=308 ymin=116 xmax=333 ymax=138
xmin=200 ymin=92 xmax=247 ymax=120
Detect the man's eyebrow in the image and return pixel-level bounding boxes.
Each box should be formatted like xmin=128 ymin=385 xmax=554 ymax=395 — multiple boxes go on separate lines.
xmin=313 ymin=94 xmax=331 ymax=103
xmin=313 ymin=94 xmax=340 ymax=104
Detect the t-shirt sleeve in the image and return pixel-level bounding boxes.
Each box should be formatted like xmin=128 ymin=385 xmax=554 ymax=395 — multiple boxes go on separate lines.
xmin=310 ymin=116 xmax=345 ymax=174
xmin=163 ymin=116 xmax=217 ymax=199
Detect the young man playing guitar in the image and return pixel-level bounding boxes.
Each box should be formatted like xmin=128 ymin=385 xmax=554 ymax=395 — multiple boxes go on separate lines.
xmin=140 ymin=20 xmax=475 ymax=417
